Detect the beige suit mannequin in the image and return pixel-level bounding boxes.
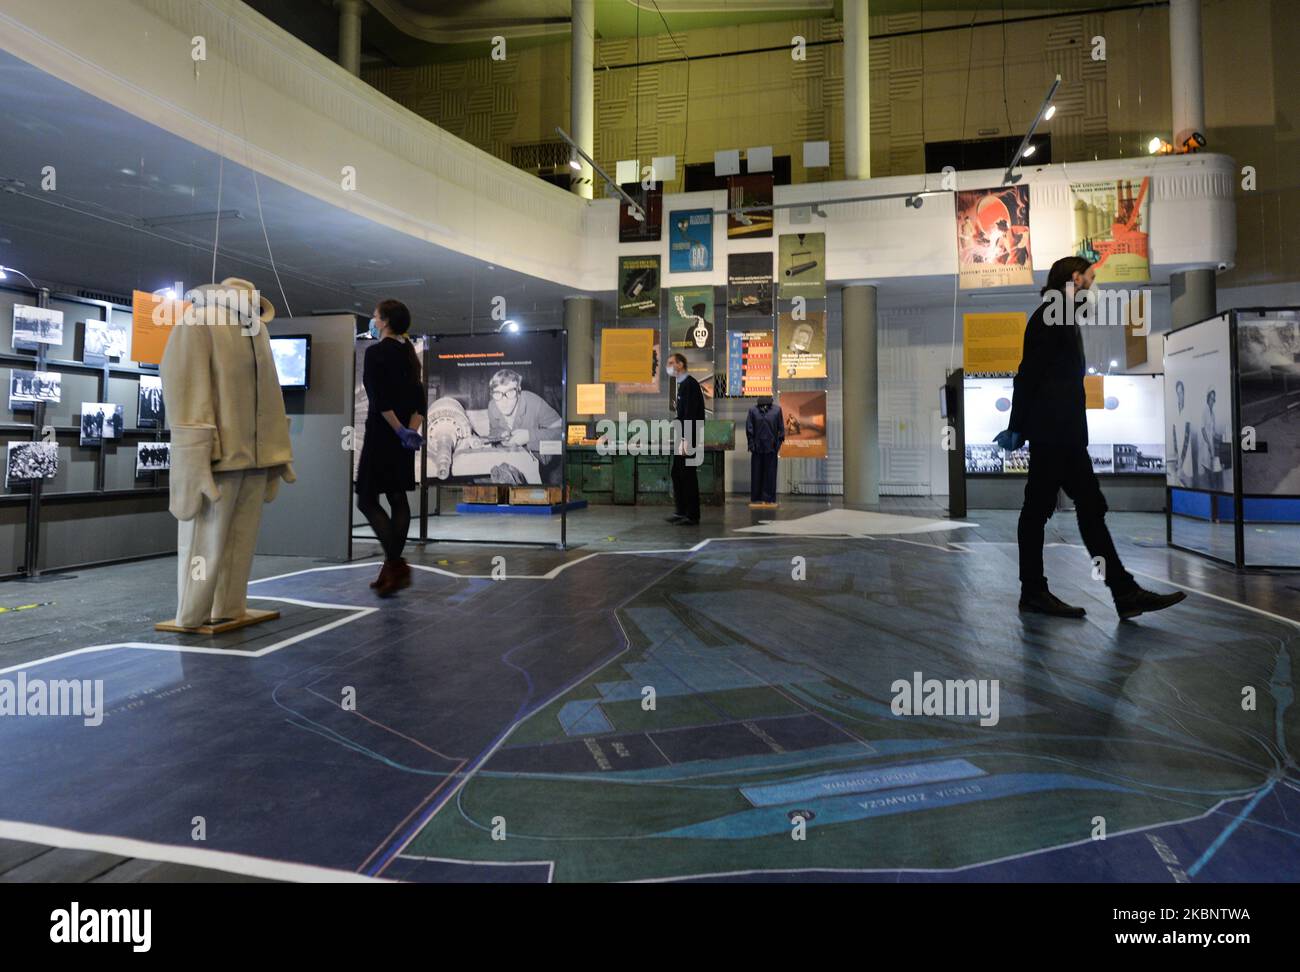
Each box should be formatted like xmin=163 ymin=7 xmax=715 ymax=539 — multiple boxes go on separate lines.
xmin=160 ymin=278 xmax=295 ymax=629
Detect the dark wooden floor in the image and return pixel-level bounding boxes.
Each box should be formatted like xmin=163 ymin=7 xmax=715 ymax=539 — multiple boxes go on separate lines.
xmin=0 ymin=839 xmax=275 ymax=883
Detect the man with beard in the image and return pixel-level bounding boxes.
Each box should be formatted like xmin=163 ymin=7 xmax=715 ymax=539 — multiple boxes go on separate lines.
xmin=997 ymin=256 xmax=1185 ymax=620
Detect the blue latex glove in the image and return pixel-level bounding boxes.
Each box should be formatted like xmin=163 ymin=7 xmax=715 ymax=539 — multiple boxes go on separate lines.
xmin=994 ymin=429 xmax=1024 ymax=451
xmin=397 ymin=427 xmax=424 ymax=451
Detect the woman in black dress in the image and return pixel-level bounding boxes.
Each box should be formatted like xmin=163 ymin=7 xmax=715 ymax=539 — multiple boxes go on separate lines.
xmin=357 ymin=299 xmax=426 ymax=596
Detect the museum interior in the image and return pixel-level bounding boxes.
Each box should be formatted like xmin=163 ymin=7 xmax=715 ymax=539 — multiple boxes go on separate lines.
xmin=0 ymin=0 xmax=1297 ymax=896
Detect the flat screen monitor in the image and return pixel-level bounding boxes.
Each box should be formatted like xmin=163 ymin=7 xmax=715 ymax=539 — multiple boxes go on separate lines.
xmin=270 ymin=335 xmax=310 ymax=389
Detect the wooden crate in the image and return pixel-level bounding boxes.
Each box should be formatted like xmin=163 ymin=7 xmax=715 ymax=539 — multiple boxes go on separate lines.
xmin=462 ymin=484 xmax=507 ymax=505
xmin=508 ymin=485 xmax=564 ymax=506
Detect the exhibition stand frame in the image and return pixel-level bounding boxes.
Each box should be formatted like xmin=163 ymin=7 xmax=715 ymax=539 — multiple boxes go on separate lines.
xmin=1163 ymin=307 xmax=1300 ymax=570
xmin=1 ymin=282 xmax=171 ymax=580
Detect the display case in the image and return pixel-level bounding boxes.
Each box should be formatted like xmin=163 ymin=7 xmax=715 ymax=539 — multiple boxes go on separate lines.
xmin=1163 ymin=308 xmax=1300 ymax=568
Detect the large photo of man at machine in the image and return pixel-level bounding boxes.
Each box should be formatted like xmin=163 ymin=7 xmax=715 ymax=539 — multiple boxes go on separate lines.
xmin=423 ymin=332 xmax=565 ymax=486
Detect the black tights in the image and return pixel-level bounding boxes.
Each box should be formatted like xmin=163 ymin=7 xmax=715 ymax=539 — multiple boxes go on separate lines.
xmin=357 ymin=489 xmax=411 ymax=562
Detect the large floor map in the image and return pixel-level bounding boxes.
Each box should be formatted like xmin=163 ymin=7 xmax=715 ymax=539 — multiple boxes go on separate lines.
xmin=1 ymin=534 xmax=1296 ymax=882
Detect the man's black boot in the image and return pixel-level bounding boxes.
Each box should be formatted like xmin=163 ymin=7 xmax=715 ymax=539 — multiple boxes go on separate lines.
xmin=1019 ymin=589 xmax=1087 ymax=618
xmin=1114 ymin=587 xmax=1186 ymax=620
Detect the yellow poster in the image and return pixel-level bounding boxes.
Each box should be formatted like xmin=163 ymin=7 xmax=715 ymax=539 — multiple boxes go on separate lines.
xmin=576 ymin=383 xmax=607 ymax=415
xmin=963 ymin=312 xmax=1027 ymax=374
xmin=599 ymin=327 xmax=654 ymax=383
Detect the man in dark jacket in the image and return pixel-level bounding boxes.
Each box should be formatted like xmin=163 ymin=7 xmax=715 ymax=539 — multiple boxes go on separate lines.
xmin=667 ymin=352 xmax=705 ymax=525
xmin=1000 ymin=255 xmax=1185 ymax=620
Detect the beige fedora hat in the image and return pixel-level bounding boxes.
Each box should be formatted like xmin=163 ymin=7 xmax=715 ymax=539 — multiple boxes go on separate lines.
xmin=220 ymin=277 xmax=276 ymax=324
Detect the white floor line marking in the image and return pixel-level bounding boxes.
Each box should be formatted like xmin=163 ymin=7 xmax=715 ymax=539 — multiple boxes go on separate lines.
xmin=395 ymin=852 xmax=556 ymax=882
xmin=0 ymin=820 xmax=385 ymax=883
xmin=0 ymin=597 xmax=375 ymax=676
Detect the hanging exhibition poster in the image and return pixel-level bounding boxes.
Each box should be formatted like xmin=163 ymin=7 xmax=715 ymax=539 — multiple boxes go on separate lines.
xmin=9 ymin=370 xmax=61 ymax=408
xmin=956 ymin=186 xmax=1033 ymax=289
xmin=1237 ymin=311 xmax=1300 ymax=495
xmin=425 ymin=331 xmax=565 ymax=486
xmin=778 ymin=390 xmax=827 ymax=459
xmin=80 ymin=403 xmax=124 ymax=447
xmin=777 ymin=232 xmax=826 ymax=300
xmin=727 ymin=173 xmax=774 ymax=239
xmin=667 ymin=286 xmax=716 ymax=401
xmin=669 ymin=208 xmax=714 ymax=272
xmin=599 ymin=327 xmax=656 ymax=384
xmin=131 ymin=290 xmax=188 ymax=365
xmin=618 ymin=256 xmax=661 ymax=320
xmin=725 ymin=329 xmax=774 ymax=398
xmin=619 ymin=181 xmax=663 ymax=243
xmin=12 ymin=305 xmax=64 ymax=349
xmin=963 ymin=376 xmax=1164 ymax=475
xmin=1164 ymin=315 xmax=1233 ymax=492
xmin=727 ymin=252 xmax=774 ymax=318
xmin=962 ymin=312 xmax=1027 ymax=374
xmin=6 ymin=441 xmax=59 ymax=487
xmin=776 ymin=310 xmax=827 ymax=379
xmin=1071 ymin=177 xmax=1151 ymax=284
xmin=617 ymin=341 xmax=662 ymax=395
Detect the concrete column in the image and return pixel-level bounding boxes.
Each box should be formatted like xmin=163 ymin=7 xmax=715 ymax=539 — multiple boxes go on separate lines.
xmin=1170 ymin=0 xmax=1205 ymax=148
xmin=336 ymin=0 xmax=367 ymax=77
xmin=843 ymin=0 xmax=871 ymax=180
xmin=564 ymin=296 xmax=595 ymax=419
xmin=1170 ymin=268 xmax=1216 ymax=328
xmin=841 ymin=285 xmax=879 ymax=507
xmin=570 ymin=0 xmax=595 ymax=199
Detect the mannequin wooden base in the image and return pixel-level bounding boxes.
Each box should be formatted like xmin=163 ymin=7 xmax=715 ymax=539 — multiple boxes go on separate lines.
xmin=154 ymin=608 xmax=280 ymax=635
xmin=748 ymin=502 xmax=779 ymax=510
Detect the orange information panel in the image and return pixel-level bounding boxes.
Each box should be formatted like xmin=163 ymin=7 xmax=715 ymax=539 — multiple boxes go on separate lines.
xmin=1084 ymin=374 xmax=1105 ymax=409
xmin=131 ymin=290 xmax=187 ymax=365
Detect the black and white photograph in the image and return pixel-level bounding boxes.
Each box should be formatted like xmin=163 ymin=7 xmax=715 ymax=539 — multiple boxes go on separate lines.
xmin=137 ymin=375 xmax=164 ymax=428
xmin=103 ymin=315 xmax=131 ymax=360
xmin=1238 ymin=313 xmax=1300 ymax=495
xmin=424 ymin=331 xmax=565 ymax=486
xmin=80 ymin=402 xmax=124 ymax=446
xmin=135 ymin=441 xmax=171 ymax=475
xmin=82 ymin=319 xmax=110 ymax=365
xmin=1164 ymin=319 xmax=1233 ymax=492
xmin=9 ymin=369 xmax=62 ymax=408
xmin=5 ymin=440 xmax=59 ymax=487
xmin=11 ymin=304 xmax=64 ymax=349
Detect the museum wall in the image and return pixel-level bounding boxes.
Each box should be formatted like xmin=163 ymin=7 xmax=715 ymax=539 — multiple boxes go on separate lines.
xmin=361 ymin=0 xmax=1296 ymax=290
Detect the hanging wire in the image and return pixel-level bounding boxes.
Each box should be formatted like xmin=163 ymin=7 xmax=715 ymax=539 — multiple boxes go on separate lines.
xmin=229 ymin=10 xmax=293 ymax=317
xmin=649 ymin=0 xmax=690 ymax=189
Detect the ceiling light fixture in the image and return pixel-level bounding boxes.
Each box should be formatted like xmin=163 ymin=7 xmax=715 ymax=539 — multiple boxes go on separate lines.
xmin=1002 ymin=74 xmax=1061 ymax=185
xmin=555 ymin=126 xmax=644 ymax=220
xmin=0 ymin=265 xmax=37 ymax=287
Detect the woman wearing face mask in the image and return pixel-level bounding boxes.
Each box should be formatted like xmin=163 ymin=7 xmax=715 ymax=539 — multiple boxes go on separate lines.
xmin=357 ymin=299 xmax=426 ymax=596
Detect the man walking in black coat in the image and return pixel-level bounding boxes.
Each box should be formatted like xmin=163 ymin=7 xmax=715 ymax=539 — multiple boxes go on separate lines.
xmin=998 ymin=255 xmax=1185 ymax=620
xmin=666 ymin=353 xmax=705 ymax=525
